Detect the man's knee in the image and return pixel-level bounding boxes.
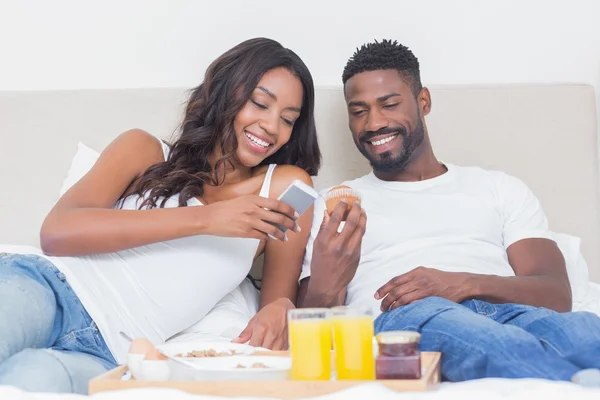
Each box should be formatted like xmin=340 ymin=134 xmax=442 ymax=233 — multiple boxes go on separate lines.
xmin=559 ymin=311 xmax=600 ymax=340
xmin=0 ymin=349 xmax=74 ymax=393
xmin=517 ymin=307 xmax=600 ymax=334
xmin=569 ymin=311 xmax=600 ymax=325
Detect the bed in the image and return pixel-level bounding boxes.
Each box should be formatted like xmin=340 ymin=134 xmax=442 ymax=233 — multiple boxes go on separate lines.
xmin=1 ymin=84 xmax=599 ymax=398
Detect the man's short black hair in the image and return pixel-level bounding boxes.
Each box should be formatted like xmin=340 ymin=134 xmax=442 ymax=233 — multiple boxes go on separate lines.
xmin=342 ymin=39 xmax=422 ymax=96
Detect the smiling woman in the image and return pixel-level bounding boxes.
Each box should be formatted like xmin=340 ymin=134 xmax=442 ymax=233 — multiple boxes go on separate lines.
xmin=234 ymin=68 xmax=303 ymax=165
xmin=0 ymin=37 xmax=321 ymax=394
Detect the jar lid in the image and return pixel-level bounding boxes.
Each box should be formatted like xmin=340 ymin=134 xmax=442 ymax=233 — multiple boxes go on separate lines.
xmin=376 ymin=331 xmax=421 ymax=344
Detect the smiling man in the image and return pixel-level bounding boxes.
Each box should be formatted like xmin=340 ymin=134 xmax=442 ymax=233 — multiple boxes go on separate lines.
xmin=298 ymin=39 xmax=600 ymax=383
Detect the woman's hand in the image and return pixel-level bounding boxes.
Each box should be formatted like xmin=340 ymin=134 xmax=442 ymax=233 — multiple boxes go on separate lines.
xmin=202 ymin=195 xmax=300 ymax=242
xmin=231 ymin=298 xmax=294 ymax=350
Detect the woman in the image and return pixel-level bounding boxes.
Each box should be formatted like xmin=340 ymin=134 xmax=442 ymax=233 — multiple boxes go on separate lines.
xmin=0 ymin=37 xmax=321 ymax=393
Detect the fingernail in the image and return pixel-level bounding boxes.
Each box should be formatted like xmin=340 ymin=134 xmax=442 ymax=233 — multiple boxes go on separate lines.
xmin=374 ymin=292 xmax=380 ymax=300
xmin=284 ymin=234 xmax=288 ymax=242
xmin=295 ymin=225 xmax=302 ymax=233
xmin=294 ymin=211 xmax=300 ymax=219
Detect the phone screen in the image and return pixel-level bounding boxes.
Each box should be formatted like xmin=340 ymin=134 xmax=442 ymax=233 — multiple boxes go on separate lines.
xmin=279 ymin=184 xmax=317 ymax=216
xmin=266 ymin=183 xmax=318 ymax=233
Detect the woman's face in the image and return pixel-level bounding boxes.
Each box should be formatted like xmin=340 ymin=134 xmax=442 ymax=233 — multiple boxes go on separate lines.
xmin=233 ymin=67 xmax=303 ymax=168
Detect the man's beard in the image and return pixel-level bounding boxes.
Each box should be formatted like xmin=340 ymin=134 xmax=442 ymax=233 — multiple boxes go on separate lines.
xmin=356 ymin=117 xmax=425 ymax=173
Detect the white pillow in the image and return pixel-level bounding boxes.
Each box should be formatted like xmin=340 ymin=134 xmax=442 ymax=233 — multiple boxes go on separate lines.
xmin=59 ymin=142 xmax=100 ymax=195
xmin=552 ymin=232 xmax=590 ymax=305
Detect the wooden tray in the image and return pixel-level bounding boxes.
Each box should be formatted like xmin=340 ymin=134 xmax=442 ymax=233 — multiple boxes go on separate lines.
xmin=89 ymin=351 xmax=441 ymax=398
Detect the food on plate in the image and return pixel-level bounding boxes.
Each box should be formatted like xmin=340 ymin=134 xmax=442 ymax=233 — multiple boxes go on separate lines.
xmin=325 ymin=185 xmax=361 ymax=221
xmin=176 ymin=349 xmax=238 ymax=358
xmin=235 ymin=362 xmax=268 ymax=369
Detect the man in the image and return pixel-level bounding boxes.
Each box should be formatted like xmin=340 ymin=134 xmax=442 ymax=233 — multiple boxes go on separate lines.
xmin=298 ymin=39 xmax=600 ymax=383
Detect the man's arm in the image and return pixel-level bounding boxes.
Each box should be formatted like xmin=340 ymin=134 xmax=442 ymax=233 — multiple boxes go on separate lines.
xmin=296 ymin=200 xmax=366 ymax=309
xmin=298 ymin=277 xmax=347 ymax=308
xmin=376 ymin=172 xmax=572 ymax=313
xmin=483 ymin=172 xmax=571 ymax=311
xmin=377 ymin=238 xmax=572 ymax=313
xmin=465 ymin=238 xmax=572 ymax=311
xmin=464 ymin=172 xmax=571 ymax=311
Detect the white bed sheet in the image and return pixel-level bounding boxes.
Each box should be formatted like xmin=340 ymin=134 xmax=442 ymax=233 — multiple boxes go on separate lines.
xmin=2 ymin=378 xmax=600 ymax=400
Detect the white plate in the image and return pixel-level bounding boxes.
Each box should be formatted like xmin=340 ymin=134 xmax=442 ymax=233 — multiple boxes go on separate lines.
xmin=167 ymin=355 xmax=290 ymax=382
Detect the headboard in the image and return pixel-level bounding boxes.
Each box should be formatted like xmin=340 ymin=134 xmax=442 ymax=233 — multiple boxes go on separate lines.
xmin=1 ymin=84 xmax=598 ymax=281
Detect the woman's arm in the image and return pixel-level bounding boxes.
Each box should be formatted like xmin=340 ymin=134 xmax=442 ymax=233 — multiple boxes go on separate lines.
xmin=41 ymin=129 xmax=300 ymax=257
xmin=40 ymin=129 xmax=213 ymax=256
xmin=259 ymin=166 xmax=314 ymax=308
xmin=232 ymin=165 xmax=315 ymax=349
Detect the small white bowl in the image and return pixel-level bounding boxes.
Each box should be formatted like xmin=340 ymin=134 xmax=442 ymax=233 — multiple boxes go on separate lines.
xmin=138 ymin=359 xmax=171 ymax=381
xmin=126 ymin=353 xmax=145 ymax=380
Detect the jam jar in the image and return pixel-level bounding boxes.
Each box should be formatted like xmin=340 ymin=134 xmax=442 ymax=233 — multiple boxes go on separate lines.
xmin=375 ymin=331 xmax=422 ymax=379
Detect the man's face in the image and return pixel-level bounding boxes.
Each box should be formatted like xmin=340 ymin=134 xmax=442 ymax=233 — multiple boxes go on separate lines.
xmin=344 ymin=69 xmax=427 ymax=173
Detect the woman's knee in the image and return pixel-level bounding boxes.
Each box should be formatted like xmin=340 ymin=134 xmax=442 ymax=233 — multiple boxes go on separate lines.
xmin=0 ymin=273 xmax=57 ymax=360
xmin=0 ymin=255 xmax=56 ymax=313
xmin=0 ymin=348 xmax=108 ymax=394
xmin=0 ymin=349 xmax=73 ymax=393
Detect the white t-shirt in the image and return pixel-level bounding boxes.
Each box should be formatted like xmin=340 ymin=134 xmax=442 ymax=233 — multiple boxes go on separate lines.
xmin=46 ymin=142 xmax=276 ymax=364
xmin=300 ymin=164 xmax=553 ymax=317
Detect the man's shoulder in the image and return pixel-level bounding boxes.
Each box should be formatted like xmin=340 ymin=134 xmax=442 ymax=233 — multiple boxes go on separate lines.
xmin=450 ymin=163 xmax=533 ymax=195
xmin=451 ymin=163 xmax=518 ymax=183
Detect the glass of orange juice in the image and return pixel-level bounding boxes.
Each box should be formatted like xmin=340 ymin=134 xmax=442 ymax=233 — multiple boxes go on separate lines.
xmin=332 ymin=305 xmax=375 ymax=380
xmin=288 ymin=308 xmax=332 ymax=380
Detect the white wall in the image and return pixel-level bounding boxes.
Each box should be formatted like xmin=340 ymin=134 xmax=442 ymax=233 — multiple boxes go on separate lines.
xmin=0 ymin=0 xmax=598 ymax=93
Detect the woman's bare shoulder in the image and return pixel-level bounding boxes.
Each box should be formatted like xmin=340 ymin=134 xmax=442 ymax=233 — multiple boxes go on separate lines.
xmin=268 ymin=165 xmax=313 ymax=199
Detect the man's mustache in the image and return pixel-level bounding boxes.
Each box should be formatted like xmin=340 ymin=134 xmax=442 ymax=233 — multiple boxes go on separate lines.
xmin=360 ymin=126 xmax=407 ymax=143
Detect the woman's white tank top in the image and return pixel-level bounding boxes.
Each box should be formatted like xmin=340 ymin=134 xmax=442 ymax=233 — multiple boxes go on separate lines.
xmin=50 ymin=141 xmax=276 ymax=363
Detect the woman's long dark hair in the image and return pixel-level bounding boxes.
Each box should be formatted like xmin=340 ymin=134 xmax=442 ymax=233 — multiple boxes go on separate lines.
xmin=124 ymin=38 xmax=321 ymax=208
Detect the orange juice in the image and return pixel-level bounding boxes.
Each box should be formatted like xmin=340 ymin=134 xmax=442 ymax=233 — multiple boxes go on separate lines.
xmin=288 ymin=311 xmax=332 ymax=380
xmin=332 ymin=309 xmax=375 ymax=380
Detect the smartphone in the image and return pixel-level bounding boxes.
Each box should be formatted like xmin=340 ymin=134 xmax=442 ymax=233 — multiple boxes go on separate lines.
xmin=268 ymin=179 xmax=319 ymax=233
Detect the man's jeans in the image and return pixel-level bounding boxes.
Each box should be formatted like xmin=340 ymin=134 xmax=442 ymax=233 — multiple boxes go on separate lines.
xmin=374 ymin=296 xmax=600 ymax=381
xmin=0 ymin=254 xmax=117 ymax=393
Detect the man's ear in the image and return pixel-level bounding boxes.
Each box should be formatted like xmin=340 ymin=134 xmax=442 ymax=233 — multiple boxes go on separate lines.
xmin=419 ymin=87 xmax=432 ymax=116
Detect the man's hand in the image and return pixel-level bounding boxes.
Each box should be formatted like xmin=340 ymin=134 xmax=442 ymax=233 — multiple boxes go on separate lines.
xmin=303 ymin=201 xmax=367 ymax=306
xmin=375 ymin=267 xmax=470 ymax=311
xmin=231 ymin=298 xmax=294 ymax=350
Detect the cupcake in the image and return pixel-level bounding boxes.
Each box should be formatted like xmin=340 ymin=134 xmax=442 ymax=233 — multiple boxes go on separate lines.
xmin=325 ymin=185 xmax=361 ymax=220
